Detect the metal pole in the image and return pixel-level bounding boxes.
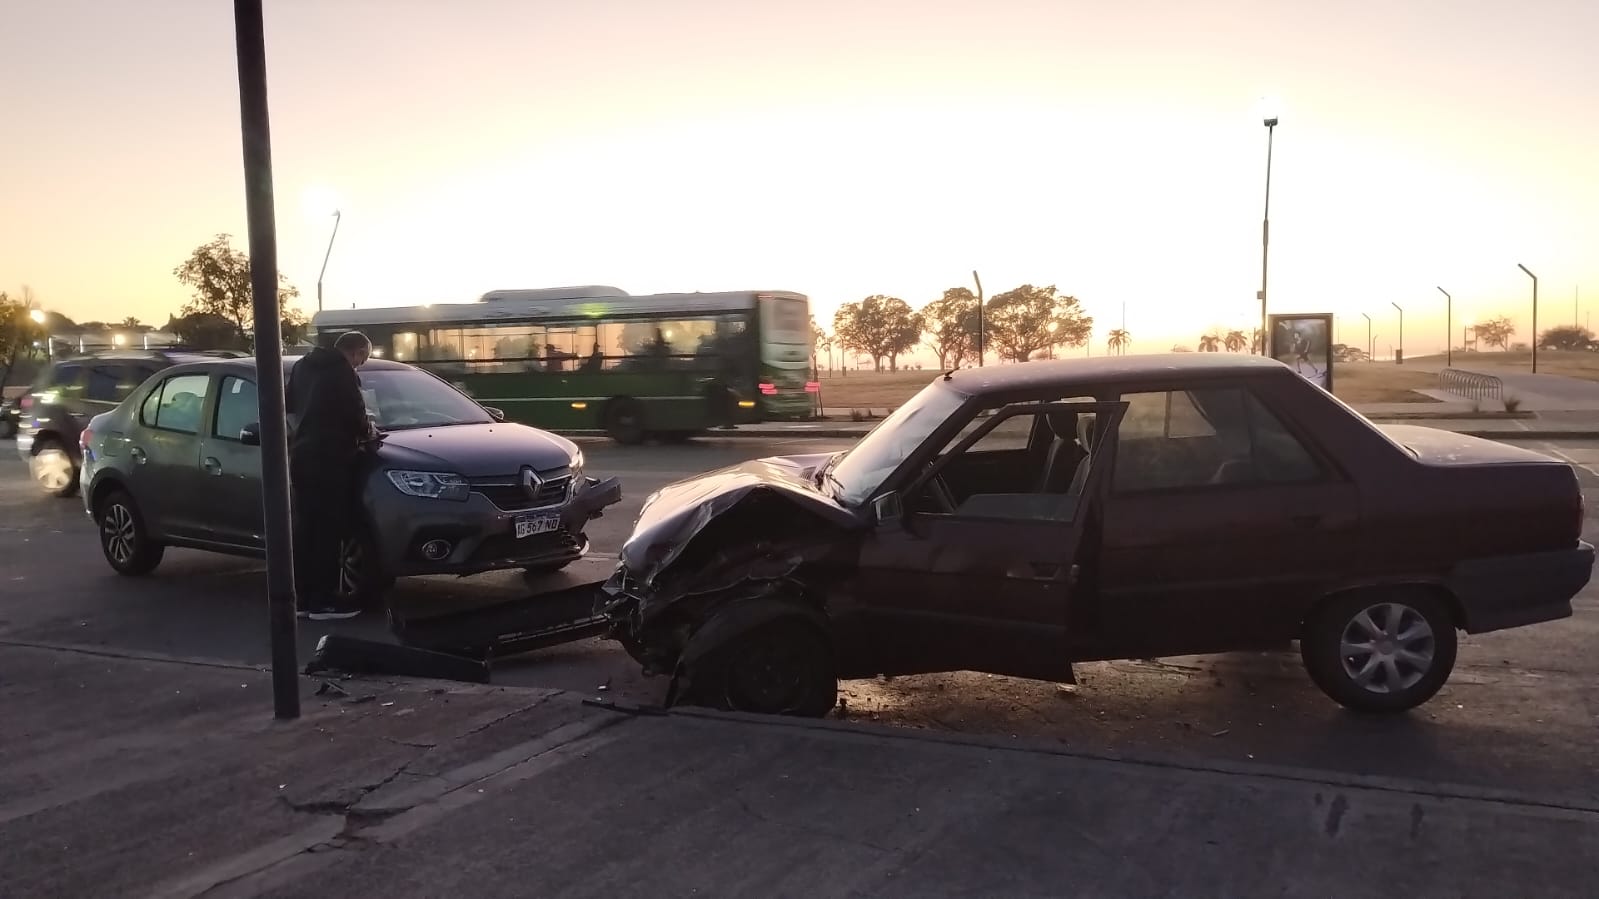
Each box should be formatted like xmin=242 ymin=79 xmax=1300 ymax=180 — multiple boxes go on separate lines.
xmin=1258 ymin=118 xmax=1277 ymax=354
xmin=1437 ymin=287 xmax=1451 ymax=367
xmin=234 ymin=0 xmax=299 ymax=720
xmin=972 ymin=270 xmax=984 ymax=367
xmin=1391 ymin=302 xmax=1403 ymax=364
xmin=316 ymin=210 xmax=341 ymax=313
xmin=1519 ymin=263 xmax=1538 ymax=373
xmin=1361 ymin=312 xmax=1371 ymax=362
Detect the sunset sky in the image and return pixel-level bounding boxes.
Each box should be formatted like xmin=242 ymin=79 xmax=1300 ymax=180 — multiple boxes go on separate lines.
xmin=4 ymin=0 xmax=1595 ymax=358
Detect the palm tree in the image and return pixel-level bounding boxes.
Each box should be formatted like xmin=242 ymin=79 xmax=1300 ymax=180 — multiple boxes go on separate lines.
xmin=1223 ymin=329 xmax=1248 ymax=352
xmin=1198 ymin=334 xmax=1221 ymax=353
xmin=120 ymin=316 xmax=143 ymax=330
xmin=1106 ymin=329 xmax=1131 ymax=355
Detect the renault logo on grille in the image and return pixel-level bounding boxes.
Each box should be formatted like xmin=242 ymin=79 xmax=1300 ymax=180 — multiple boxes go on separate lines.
xmin=520 ymin=466 xmax=544 ymax=499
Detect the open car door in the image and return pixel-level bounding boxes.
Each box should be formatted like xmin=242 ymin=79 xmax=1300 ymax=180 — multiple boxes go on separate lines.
xmin=839 ymin=400 xmax=1125 ymax=681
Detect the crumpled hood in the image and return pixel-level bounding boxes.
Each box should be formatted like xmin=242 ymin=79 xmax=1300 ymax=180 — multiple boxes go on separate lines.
xmin=617 ymin=453 xmax=857 ymax=582
xmin=374 ymin=422 xmax=577 ymax=478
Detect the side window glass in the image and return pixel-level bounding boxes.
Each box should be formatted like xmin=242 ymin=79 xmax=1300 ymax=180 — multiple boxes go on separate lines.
xmin=213 ymin=376 xmax=259 ymax=440
xmin=51 ymin=364 xmax=84 ymax=399
xmin=925 ymin=407 xmax=1101 ymax=523
xmin=1114 ymin=388 xmax=1320 ymax=491
xmin=145 ymin=374 xmax=211 ymax=435
xmin=85 ymin=366 xmax=123 ymax=402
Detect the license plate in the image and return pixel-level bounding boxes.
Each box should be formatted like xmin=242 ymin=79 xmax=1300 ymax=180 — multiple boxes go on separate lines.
xmin=515 ymin=514 xmax=561 ymax=539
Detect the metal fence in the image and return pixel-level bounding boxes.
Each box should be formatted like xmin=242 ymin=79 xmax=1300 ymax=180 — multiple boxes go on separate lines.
xmin=1439 ymin=368 xmax=1503 ymax=402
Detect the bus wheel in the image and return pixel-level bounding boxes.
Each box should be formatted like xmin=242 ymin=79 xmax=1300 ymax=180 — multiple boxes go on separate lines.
xmin=604 ymin=398 xmax=647 ymax=445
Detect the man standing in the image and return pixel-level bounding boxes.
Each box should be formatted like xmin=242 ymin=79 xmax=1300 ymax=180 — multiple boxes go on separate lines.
xmin=286 ymin=330 xmax=374 ymax=620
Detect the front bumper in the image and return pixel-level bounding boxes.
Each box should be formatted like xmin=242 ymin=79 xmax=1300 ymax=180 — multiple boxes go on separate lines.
xmin=1448 ymin=541 xmax=1595 ymax=633
xmin=369 ymin=475 xmax=622 ymax=578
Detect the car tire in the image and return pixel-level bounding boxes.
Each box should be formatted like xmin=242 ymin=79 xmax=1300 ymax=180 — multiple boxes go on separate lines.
xmin=31 ymin=439 xmax=79 ymax=498
xmin=604 ymin=398 xmax=646 ymax=445
xmin=338 ymin=527 xmax=394 ymax=611
xmin=685 ymin=618 xmax=838 ymax=718
xmin=1301 ymin=589 xmax=1458 ymax=714
xmin=97 ymin=490 xmax=165 ymax=576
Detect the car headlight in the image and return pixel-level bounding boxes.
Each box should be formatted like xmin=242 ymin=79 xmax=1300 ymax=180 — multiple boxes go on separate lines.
xmin=386 ymin=470 xmax=469 ymax=501
xmin=570 ymin=449 xmax=584 ymax=480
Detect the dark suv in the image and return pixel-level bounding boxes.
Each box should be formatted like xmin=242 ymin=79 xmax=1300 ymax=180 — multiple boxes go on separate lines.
xmin=14 ymin=350 xmax=236 ymax=497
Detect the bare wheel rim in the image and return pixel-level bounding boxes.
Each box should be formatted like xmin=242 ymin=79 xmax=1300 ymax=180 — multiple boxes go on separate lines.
xmin=338 ymin=537 xmax=361 ymax=599
xmin=1338 ymin=602 xmax=1436 ymax=694
xmin=102 ymin=504 xmax=136 ymax=565
xmin=724 ymin=633 xmax=820 ymax=714
xmin=35 ymin=449 xmax=73 ymax=491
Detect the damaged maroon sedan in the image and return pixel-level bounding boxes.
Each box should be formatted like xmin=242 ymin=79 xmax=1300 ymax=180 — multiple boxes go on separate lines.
xmin=598 ymin=354 xmax=1593 ymax=717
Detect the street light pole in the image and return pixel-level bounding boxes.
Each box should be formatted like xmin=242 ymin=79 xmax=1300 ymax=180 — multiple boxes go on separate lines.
xmin=972 ymin=270 xmax=984 ymax=368
xmin=1391 ymin=302 xmax=1403 ymax=364
xmin=233 ymin=0 xmax=300 ymax=719
xmin=1518 ymin=263 xmax=1538 ymax=373
xmin=316 ymin=209 xmax=341 ymax=313
xmin=1437 ymin=287 xmax=1451 ymax=368
xmin=1258 ymin=114 xmax=1278 ymax=354
xmin=1361 ymin=312 xmax=1372 ymax=362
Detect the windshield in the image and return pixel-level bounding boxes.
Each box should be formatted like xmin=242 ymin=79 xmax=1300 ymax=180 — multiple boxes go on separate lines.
xmin=826 ymin=379 xmax=968 ymax=507
xmin=358 ymin=368 xmax=493 ymax=430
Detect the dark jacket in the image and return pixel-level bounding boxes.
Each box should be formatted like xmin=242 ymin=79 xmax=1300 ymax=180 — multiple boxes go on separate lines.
xmin=286 ymin=347 xmax=368 ymax=461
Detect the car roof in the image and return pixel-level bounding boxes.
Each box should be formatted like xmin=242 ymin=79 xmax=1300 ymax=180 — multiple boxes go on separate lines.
xmin=939 ymin=353 xmax=1292 ymax=396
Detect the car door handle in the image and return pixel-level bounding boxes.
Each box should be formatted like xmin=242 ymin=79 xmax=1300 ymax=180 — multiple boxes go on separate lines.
xmin=202 ymin=457 xmax=223 ymax=476
xmin=129 ymin=446 xmax=147 ymax=464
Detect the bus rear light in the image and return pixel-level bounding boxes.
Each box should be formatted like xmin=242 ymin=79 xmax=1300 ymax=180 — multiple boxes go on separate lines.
xmin=758 ymin=383 xmax=777 ymax=395
xmin=804 ymin=381 xmax=820 ymax=393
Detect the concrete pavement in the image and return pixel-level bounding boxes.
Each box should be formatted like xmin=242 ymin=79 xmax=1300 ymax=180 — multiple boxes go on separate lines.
xmin=6 ymin=642 xmax=1599 ymax=898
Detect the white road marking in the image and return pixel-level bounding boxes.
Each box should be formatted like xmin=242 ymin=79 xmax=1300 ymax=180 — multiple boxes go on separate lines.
xmin=1538 ymin=443 xmax=1599 ymax=479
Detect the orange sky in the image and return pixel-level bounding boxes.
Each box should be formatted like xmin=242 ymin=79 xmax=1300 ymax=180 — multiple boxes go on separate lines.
xmin=4 ymin=0 xmax=1595 ymax=358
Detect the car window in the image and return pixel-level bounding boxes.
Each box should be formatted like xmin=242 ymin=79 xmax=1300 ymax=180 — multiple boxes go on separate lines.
xmin=916 ymin=405 xmax=1105 ymax=523
xmin=1114 ymin=387 xmax=1321 ymax=491
xmin=140 ymin=373 xmax=211 ymax=435
xmin=85 ymin=365 xmax=123 ymax=402
xmin=213 ymin=376 xmax=258 ymax=440
xmin=43 ymin=363 xmax=83 ymax=398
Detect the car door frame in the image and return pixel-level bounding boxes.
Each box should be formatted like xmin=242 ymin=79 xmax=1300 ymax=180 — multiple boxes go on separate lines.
xmin=837 ymin=399 xmax=1126 ymax=681
xmin=197 ymin=372 xmax=265 ymax=551
xmin=125 ymin=370 xmax=215 ymax=541
xmin=1092 ymin=376 xmax=1362 ymax=659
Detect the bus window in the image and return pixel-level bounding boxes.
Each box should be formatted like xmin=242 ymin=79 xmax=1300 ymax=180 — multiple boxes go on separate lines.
xmin=392 ymin=332 xmax=422 ymax=362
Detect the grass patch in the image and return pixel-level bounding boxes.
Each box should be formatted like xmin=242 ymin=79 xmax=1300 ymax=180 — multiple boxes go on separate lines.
xmin=815 ymin=356 xmax=1442 ymax=409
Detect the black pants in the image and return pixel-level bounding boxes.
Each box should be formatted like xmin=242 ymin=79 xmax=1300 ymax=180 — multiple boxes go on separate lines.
xmin=290 ymin=452 xmax=356 ymax=606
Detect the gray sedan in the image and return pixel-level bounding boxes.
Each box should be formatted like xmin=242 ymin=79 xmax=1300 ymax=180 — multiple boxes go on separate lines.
xmin=79 ymin=357 xmax=621 ymax=606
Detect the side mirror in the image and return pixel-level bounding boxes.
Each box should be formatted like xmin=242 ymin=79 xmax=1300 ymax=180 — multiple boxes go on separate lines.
xmin=239 ymin=423 xmax=261 ymax=446
xmin=484 ymin=406 xmax=506 ymax=422
xmin=871 ymin=491 xmax=903 ymax=526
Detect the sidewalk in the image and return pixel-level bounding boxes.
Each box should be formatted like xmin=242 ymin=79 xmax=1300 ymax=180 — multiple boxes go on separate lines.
xmin=5 ymin=641 xmax=1598 ymax=897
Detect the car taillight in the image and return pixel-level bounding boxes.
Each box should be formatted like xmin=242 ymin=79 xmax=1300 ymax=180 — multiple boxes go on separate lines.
xmin=80 ymin=428 xmax=93 ymax=451
xmin=19 ymin=396 xmax=31 ymax=411
xmin=758 ymin=382 xmax=777 ymax=395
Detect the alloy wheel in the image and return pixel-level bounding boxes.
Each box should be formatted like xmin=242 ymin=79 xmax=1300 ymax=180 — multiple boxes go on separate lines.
xmin=1338 ymin=601 xmax=1436 ymax=694
xmin=102 ymin=503 xmax=136 ymax=565
xmin=34 ymin=449 xmax=74 ymax=492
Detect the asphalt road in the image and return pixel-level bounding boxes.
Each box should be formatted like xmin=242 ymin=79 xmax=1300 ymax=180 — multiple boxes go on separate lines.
xmin=4 ymin=435 xmax=1599 ymax=807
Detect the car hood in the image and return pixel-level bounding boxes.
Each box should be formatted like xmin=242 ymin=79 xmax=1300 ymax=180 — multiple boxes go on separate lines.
xmin=373 ymin=422 xmax=578 ymax=477
xmin=617 ymin=452 xmax=857 ymax=580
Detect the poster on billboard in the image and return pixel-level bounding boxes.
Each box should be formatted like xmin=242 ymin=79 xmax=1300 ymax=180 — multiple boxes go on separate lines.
xmin=1267 ymin=313 xmax=1334 ymax=392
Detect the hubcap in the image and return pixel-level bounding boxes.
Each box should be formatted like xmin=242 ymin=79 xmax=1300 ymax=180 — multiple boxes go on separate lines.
xmin=34 ymin=449 xmax=73 ymax=491
xmin=1339 ymin=602 xmax=1436 ymax=694
xmin=102 ymin=504 xmax=136 ymax=564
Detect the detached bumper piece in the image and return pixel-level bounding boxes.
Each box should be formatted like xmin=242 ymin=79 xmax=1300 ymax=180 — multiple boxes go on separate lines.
xmin=302 ymin=582 xmax=610 ymax=684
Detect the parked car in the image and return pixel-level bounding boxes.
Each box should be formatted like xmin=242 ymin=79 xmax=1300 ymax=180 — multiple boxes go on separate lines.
xmin=598 ymin=353 xmax=1593 ymax=717
xmin=80 ymin=356 xmax=621 ymax=607
xmin=0 ymin=394 xmax=19 ymax=440
xmin=15 ymin=350 xmax=240 ymax=497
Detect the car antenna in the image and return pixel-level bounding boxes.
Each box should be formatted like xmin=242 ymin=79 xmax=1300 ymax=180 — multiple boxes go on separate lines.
xmin=942 ymin=368 xmax=956 ymax=381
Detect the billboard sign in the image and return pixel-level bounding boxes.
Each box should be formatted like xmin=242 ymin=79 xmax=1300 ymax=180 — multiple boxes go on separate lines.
xmin=1267 ymin=313 xmax=1334 ymax=392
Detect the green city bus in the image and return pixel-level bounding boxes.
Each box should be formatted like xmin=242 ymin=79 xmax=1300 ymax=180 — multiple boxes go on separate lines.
xmin=310 ymin=286 xmax=817 ymax=443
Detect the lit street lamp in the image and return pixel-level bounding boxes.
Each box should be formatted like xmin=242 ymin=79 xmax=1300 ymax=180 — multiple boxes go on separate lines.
xmin=1518 ymin=263 xmax=1538 ymax=373
xmin=316 ymin=209 xmax=342 ymax=313
xmin=1391 ymin=301 xmax=1403 ymax=364
xmin=1437 ymin=287 xmax=1451 ymax=367
xmin=1257 ymin=103 xmax=1279 ymax=354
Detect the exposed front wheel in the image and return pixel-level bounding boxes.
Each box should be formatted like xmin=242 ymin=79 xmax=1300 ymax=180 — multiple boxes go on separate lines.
xmin=32 ymin=440 xmax=79 ymax=498
xmin=683 ymin=619 xmax=838 ymax=718
xmin=97 ymin=490 xmax=165 ymax=576
xmin=1301 ymin=591 xmax=1458 ymax=713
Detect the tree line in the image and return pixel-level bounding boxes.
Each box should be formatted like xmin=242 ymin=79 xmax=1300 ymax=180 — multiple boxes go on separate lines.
xmin=819 ymin=284 xmax=1097 ymax=372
